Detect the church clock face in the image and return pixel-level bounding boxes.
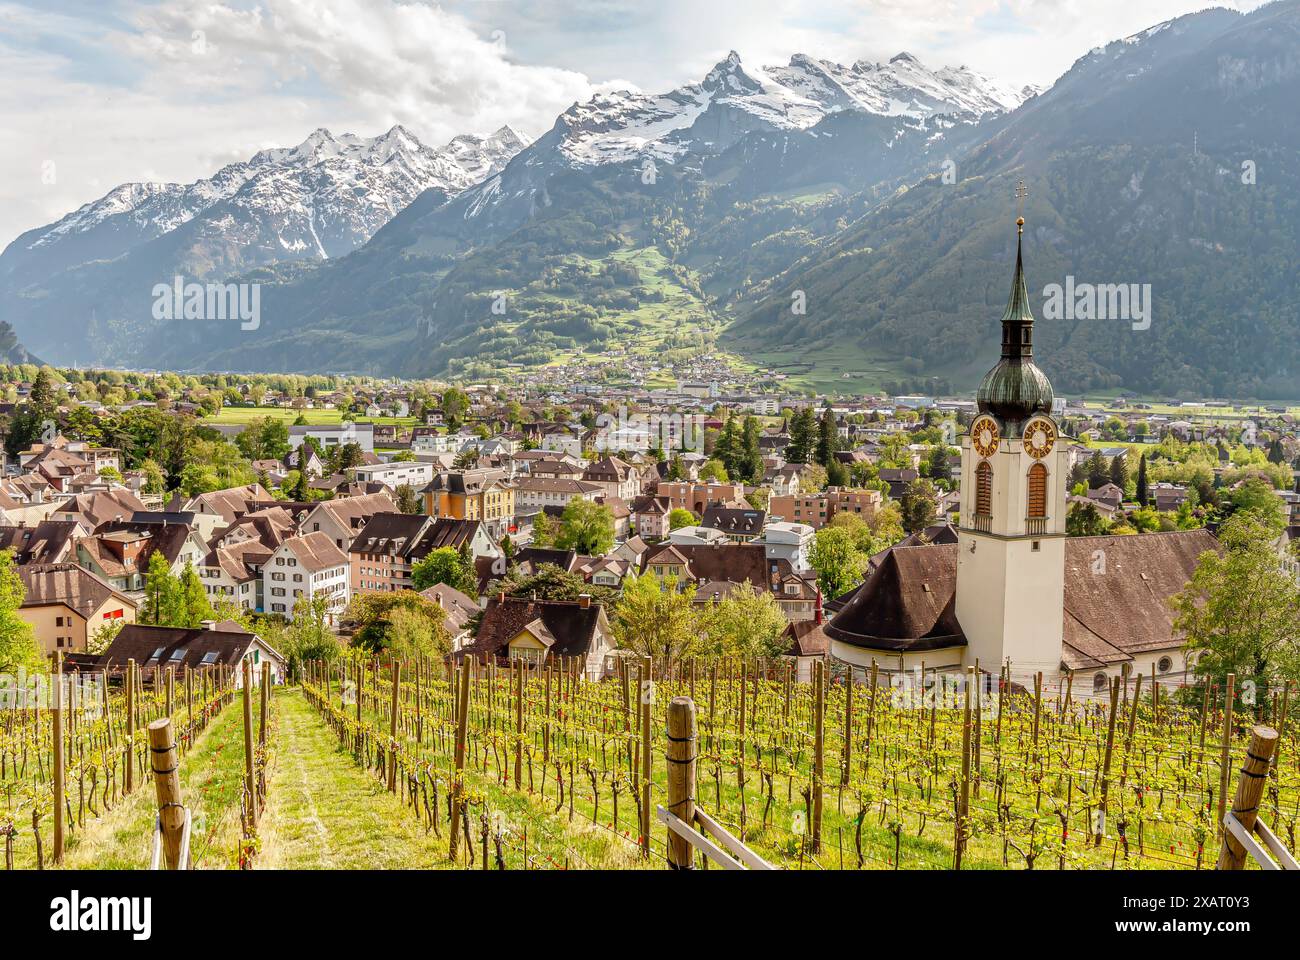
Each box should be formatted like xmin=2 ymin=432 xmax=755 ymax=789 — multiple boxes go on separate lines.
xmin=1023 ymin=417 xmax=1057 ymax=459
xmin=971 ymin=416 xmax=1000 ymax=458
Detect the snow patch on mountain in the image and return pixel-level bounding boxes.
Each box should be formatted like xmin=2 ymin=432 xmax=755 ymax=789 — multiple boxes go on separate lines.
xmin=552 ymin=50 xmax=1032 ymax=167
xmin=23 ymin=124 xmax=531 ymax=260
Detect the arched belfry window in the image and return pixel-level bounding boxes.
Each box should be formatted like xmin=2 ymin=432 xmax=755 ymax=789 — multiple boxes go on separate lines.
xmin=1027 ymin=463 xmax=1048 ymax=519
xmin=975 ymin=461 xmax=993 ymax=517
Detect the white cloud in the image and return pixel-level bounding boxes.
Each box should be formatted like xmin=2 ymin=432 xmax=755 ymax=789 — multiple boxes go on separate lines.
xmin=0 ymin=0 xmax=595 ymax=242
xmin=0 ymin=0 xmax=1274 ymax=244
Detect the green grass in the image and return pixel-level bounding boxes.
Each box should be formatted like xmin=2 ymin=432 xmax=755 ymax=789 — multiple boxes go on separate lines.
xmin=203 ymin=406 xmax=418 ymax=428
xmin=58 ymin=697 xmax=258 ymax=870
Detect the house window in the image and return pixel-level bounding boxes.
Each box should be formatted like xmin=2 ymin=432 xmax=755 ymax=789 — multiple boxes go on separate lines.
xmin=975 ymin=461 xmax=993 ymax=516
xmin=1093 ymin=672 xmax=1108 ymax=693
xmin=1027 ymin=463 xmax=1048 ymax=519
xmin=1157 ymin=656 xmax=1173 ymax=674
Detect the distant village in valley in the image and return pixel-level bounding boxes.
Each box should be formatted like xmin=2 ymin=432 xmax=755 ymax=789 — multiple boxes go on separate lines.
xmin=1 ymin=327 xmax=1296 ymax=699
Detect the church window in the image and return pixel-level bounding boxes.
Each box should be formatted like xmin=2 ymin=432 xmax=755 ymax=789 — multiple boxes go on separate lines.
xmin=1093 ymin=672 xmax=1108 ymax=693
xmin=1027 ymin=463 xmax=1048 ymax=518
xmin=975 ymin=461 xmax=992 ymax=516
xmin=1157 ymin=656 xmax=1173 ymax=674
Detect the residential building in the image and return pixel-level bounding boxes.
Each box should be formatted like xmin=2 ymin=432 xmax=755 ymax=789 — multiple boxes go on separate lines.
xmin=18 ymin=563 xmax=137 ymax=656
xmin=264 ymin=532 xmax=350 ymax=623
xmin=768 ymin=487 xmax=882 ymax=530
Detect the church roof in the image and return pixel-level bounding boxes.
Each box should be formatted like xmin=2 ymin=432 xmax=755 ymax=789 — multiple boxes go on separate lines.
xmin=823 ymin=544 xmax=966 ymax=652
xmin=823 ymin=529 xmax=1220 ymax=668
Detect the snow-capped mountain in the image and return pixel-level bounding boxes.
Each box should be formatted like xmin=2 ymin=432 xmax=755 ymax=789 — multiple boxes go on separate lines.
xmin=550 ymin=50 xmax=1033 ymax=166
xmin=2 ymin=124 xmax=528 ymax=284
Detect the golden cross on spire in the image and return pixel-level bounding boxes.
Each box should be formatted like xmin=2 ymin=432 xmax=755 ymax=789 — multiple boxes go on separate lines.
xmin=1015 ymin=180 xmax=1027 ymax=232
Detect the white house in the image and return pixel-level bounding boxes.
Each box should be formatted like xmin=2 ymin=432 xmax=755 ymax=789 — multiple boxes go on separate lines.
xmin=758 ymin=521 xmax=814 ymax=573
xmin=289 ymin=422 xmax=375 ymax=454
xmin=264 ymin=532 xmax=350 ymax=623
xmin=349 ymin=460 xmax=434 ymax=491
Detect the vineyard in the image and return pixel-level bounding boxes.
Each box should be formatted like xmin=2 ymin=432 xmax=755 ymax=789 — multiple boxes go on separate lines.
xmin=299 ymin=655 xmax=1296 ymax=871
xmin=3 ymin=654 xmax=1295 ymax=871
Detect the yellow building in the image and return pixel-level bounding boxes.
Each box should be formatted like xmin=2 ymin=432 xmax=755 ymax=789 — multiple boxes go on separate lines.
xmin=422 ymin=469 xmax=515 ymax=539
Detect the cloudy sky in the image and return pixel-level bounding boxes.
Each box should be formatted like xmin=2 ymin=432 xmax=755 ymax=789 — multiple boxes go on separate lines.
xmin=0 ymin=0 xmax=1268 ymax=245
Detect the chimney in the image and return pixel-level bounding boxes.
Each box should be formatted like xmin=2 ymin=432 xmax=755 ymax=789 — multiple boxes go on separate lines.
xmin=578 ymin=593 xmax=591 ymax=609
xmin=497 ymin=590 xmax=506 ymax=604
xmin=200 ymin=619 xmax=216 ymax=631
xmin=814 ymin=587 xmax=824 ymax=625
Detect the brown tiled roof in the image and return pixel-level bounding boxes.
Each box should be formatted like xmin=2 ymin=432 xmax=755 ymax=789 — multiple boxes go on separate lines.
xmin=19 ymin=562 xmax=136 ymax=619
xmin=54 ymin=489 xmax=147 ymax=528
xmin=784 ymin=619 xmax=830 ymax=657
xmin=419 ymin=583 xmax=481 ymax=633
xmin=97 ymin=623 xmax=284 ymax=675
xmin=282 ymin=531 xmax=349 ymax=572
xmin=461 ymin=595 xmax=605 ymax=660
xmin=700 ymin=506 xmax=765 ymax=534
xmin=188 ymin=484 xmax=271 ymax=524
xmin=823 ymin=529 xmax=1220 ymax=665
xmin=0 ymin=519 xmax=78 ymax=564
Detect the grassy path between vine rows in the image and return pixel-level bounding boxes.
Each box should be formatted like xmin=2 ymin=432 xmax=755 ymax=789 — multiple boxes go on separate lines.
xmin=261 ymin=688 xmax=646 ymax=870
xmin=258 ymin=689 xmax=456 ymax=869
xmin=59 ymin=698 xmax=256 ymax=870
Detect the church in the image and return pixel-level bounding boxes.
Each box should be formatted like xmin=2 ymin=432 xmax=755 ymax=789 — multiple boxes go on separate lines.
xmin=806 ymin=215 xmax=1218 ymax=696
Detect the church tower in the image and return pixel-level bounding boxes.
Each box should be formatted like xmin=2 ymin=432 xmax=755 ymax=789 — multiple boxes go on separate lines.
xmin=955 ymin=214 xmax=1068 ymax=676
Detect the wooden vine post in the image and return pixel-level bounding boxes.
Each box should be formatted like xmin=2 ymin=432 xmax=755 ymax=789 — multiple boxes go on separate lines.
xmin=1217 ymin=725 xmax=1279 ymax=870
xmin=665 ymin=696 xmax=697 ymax=870
xmin=1096 ymin=675 xmax=1121 ymax=846
xmin=242 ymin=658 xmax=258 ymax=824
xmin=449 ymin=658 xmax=471 ymax=862
xmin=639 ymin=656 xmax=652 ymax=859
xmin=259 ymin=662 xmax=270 ymax=749
xmin=125 ymin=658 xmax=136 ymax=793
xmin=388 ymin=661 xmax=400 ymax=793
xmin=812 ymin=658 xmax=825 ymax=854
xmin=148 ymin=717 xmax=186 ymax=869
xmin=1217 ymin=673 xmax=1235 ymax=839
xmin=514 ymin=658 xmax=524 ymax=790
xmin=52 ymin=658 xmax=65 ymax=864
xmin=955 ymin=664 xmax=973 ymax=869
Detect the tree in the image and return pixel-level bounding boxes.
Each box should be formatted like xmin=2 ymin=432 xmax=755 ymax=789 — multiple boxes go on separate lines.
xmin=141 ymin=552 xmax=181 ymax=625
xmin=1136 ymin=453 xmax=1149 ymax=507
xmin=441 ymin=388 xmax=470 ymax=429
xmin=1066 ymin=501 xmax=1109 ymax=537
xmin=29 ymin=369 xmax=56 ymax=418
xmin=333 ymin=441 xmax=366 ymax=472
xmin=345 ymin=592 xmax=452 ymax=660
xmin=176 ymin=559 xmax=215 ymax=628
xmin=610 ymin=573 xmax=698 ymax=667
xmin=667 ymin=508 xmax=698 ymax=531
xmin=815 ymin=405 xmax=837 ymax=467
xmin=1085 ymin=452 xmax=1109 ymax=489
xmin=1109 ymin=454 xmax=1129 ymax=493
xmin=787 ymin=408 xmax=817 ymax=464
xmin=739 ymin=416 xmax=763 ymax=483
xmin=554 ymin=499 xmax=615 ymax=555
xmin=530 ymin=511 xmax=557 ymax=548
xmin=411 ymin=546 xmax=476 ymax=595
xmin=808 ymin=526 xmax=868 ymax=600
xmin=697 ymin=586 xmax=789 ymax=658
xmin=698 ymin=459 xmax=729 ymax=482
xmin=278 ymin=595 xmax=340 ymax=679
xmin=395 ymin=483 xmax=421 ymax=514
xmin=88 ymin=619 xmax=125 ymax=655
xmin=0 ymin=549 xmax=41 ymax=672
xmin=825 ymin=459 xmax=850 ymax=488
xmin=1228 ymin=477 xmax=1287 ymax=528
xmin=1172 ymin=512 xmax=1300 ymax=696
xmin=899 ymin=478 xmax=940 ymax=534
xmin=714 ymin=414 xmax=738 ymax=477
xmin=500 ymin=564 xmax=618 ymax=604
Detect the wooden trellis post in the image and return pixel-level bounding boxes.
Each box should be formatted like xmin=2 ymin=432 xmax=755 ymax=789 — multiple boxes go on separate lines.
xmin=640 ymin=656 xmax=652 ymax=859
xmin=242 ymin=659 xmax=258 ymax=824
xmin=665 ymin=697 xmax=697 ymax=870
xmin=812 ymin=658 xmax=825 ymax=854
xmin=148 ymin=718 xmax=186 ymax=869
xmin=388 ymin=661 xmax=400 ymax=793
xmin=126 ymin=659 xmax=136 ymax=793
xmin=1217 ymin=726 xmax=1279 ymax=870
xmin=1217 ymin=673 xmax=1235 ymax=839
xmin=52 ymin=660 xmax=65 ymax=864
xmin=1096 ymin=675 xmax=1121 ymax=846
